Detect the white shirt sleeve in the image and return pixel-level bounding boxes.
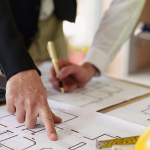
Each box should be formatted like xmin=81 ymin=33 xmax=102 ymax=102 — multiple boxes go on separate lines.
xmin=84 ymin=0 xmax=146 ymax=74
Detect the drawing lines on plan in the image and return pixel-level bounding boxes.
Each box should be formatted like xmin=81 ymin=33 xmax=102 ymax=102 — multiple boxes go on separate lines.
xmin=0 ymin=108 xmax=82 ymax=150
xmin=106 ymin=97 xmax=150 ymax=127
xmin=0 ymin=109 xmax=122 ymax=150
xmin=0 ymin=100 xmax=146 ymax=150
xmin=39 ymin=61 xmax=150 ymax=111
xmin=0 ymin=135 xmax=36 ymax=150
xmin=140 ymin=105 xmax=150 ymax=115
xmin=46 ymin=81 xmax=123 ymax=109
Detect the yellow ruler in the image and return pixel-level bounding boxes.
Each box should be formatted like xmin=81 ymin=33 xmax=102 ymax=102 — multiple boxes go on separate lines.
xmin=96 ymin=136 xmax=139 ymax=149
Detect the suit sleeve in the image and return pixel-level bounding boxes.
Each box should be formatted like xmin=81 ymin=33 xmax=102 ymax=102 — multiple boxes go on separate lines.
xmin=0 ymin=0 xmax=41 ymax=80
xmin=84 ymin=0 xmax=146 ymax=74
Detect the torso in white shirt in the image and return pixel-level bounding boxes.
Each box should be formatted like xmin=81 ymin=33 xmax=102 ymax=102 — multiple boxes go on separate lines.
xmin=39 ymin=0 xmax=54 ymax=20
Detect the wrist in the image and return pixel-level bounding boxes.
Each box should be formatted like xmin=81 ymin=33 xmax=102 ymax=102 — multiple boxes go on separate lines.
xmin=82 ymin=63 xmax=98 ymax=78
xmin=8 ymin=69 xmax=38 ymax=82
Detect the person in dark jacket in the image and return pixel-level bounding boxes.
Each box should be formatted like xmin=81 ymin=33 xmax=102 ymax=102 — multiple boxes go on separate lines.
xmin=0 ymin=0 xmax=76 ymax=141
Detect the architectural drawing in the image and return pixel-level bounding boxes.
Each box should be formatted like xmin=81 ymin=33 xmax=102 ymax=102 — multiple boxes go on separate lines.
xmin=39 ymin=62 xmax=150 ymax=111
xmin=140 ymin=105 xmax=150 ymax=115
xmin=0 ymin=114 xmax=119 ymax=150
xmin=0 ymin=61 xmax=146 ymax=149
xmin=38 ymin=61 xmax=150 ymax=111
xmin=0 ymin=100 xmax=145 ymax=150
xmin=46 ymin=81 xmax=122 ymax=109
xmin=45 ymin=78 xmax=150 ymax=111
xmin=0 ymin=135 xmax=36 ymax=150
xmin=107 ymin=96 xmax=150 ymax=127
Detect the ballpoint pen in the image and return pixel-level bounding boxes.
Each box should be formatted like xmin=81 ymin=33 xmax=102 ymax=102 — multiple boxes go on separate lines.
xmin=47 ymin=41 xmax=64 ymax=93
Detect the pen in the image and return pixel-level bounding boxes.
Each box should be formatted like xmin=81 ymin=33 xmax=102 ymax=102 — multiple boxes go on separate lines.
xmin=47 ymin=41 xmax=64 ymax=93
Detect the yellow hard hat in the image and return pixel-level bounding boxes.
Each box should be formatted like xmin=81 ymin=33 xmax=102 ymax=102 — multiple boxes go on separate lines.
xmin=134 ymin=125 xmax=150 ymax=150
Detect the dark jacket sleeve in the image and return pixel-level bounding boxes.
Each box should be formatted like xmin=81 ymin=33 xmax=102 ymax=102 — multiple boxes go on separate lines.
xmin=0 ymin=0 xmax=41 ymax=80
xmin=54 ymin=0 xmax=77 ymax=22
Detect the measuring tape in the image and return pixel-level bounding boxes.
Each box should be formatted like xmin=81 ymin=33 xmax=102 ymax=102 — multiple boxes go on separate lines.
xmin=96 ymin=136 xmax=139 ymax=149
xmin=112 ymin=145 xmax=135 ymax=150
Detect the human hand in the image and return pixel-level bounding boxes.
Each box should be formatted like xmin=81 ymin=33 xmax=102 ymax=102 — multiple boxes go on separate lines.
xmin=49 ymin=59 xmax=98 ymax=92
xmin=6 ymin=69 xmax=62 ymax=141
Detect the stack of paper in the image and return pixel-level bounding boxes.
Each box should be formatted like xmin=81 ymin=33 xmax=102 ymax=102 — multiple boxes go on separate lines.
xmin=107 ymin=97 xmax=150 ymax=127
xmin=0 ymin=100 xmax=146 ymax=150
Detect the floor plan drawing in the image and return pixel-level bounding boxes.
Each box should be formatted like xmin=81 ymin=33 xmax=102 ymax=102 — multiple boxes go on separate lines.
xmin=0 ymin=106 xmax=10 ymax=118
xmin=0 ymin=100 xmax=146 ymax=150
xmin=0 ymin=135 xmax=36 ymax=150
xmin=107 ymin=96 xmax=150 ymax=127
xmin=46 ymin=80 xmax=123 ymax=110
xmin=38 ymin=61 xmax=150 ymax=111
xmin=45 ymin=78 xmax=150 ymax=111
xmin=140 ymin=105 xmax=150 ymax=115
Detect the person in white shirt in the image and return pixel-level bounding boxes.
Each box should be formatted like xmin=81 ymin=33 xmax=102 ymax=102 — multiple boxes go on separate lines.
xmin=49 ymin=0 xmax=146 ymax=92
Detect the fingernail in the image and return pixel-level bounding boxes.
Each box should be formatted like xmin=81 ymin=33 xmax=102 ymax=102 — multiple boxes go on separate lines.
xmin=50 ymin=133 xmax=57 ymax=140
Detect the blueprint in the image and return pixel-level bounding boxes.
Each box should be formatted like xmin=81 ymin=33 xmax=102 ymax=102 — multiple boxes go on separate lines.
xmin=38 ymin=61 xmax=150 ymax=111
xmin=0 ymin=100 xmax=146 ymax=150
xmin=0 ymin=106 xmax=10 ymax=117
xmin=107 ymin=96 xmax=150 ymax=127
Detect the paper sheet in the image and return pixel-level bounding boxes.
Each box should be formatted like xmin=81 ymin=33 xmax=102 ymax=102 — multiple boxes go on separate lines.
xmin=0 ymin=100 xmax=146 ymax=150
xmin=38 ymin=61 xmax=150 ymax=111
xmin=105 ymin=67 xmax=150 ymax=87
xmin=107 ymin=97 xmax=150 ymax=127
xmin=0 ymin=105 xmax=9 ymax=117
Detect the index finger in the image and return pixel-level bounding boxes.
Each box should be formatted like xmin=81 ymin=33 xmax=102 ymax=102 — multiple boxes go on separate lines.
xmin=58 ymin=59 xmax=73 ymax=69
xmin=39 ymin=106 xmax=58 ymax=141
xmin=49 ymin=59 xmax=73 ymax=81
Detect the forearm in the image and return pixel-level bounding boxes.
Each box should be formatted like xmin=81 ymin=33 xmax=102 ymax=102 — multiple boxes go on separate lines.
xmin=84 ymin=0 xmax=146 ymax=74
xmin=0 ymin=0 xmax=41 ymax=80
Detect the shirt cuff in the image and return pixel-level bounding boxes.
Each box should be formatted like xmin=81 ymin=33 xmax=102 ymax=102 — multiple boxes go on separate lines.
xmin=84 ymin=47 xmax=110 ymax=74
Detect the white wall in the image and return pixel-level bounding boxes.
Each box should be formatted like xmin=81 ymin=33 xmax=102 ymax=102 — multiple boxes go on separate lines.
xmin=85 ymin=0 xmax=113 ymax=46
xmin=63 ymin=0 xmax=113 ymax=47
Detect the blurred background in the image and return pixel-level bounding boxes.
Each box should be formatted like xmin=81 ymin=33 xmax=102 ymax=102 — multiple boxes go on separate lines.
xmin=63 ymin=0 xmax=112 ymax=65
xmin=63 ymin=0 xmax=150 ymax=86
